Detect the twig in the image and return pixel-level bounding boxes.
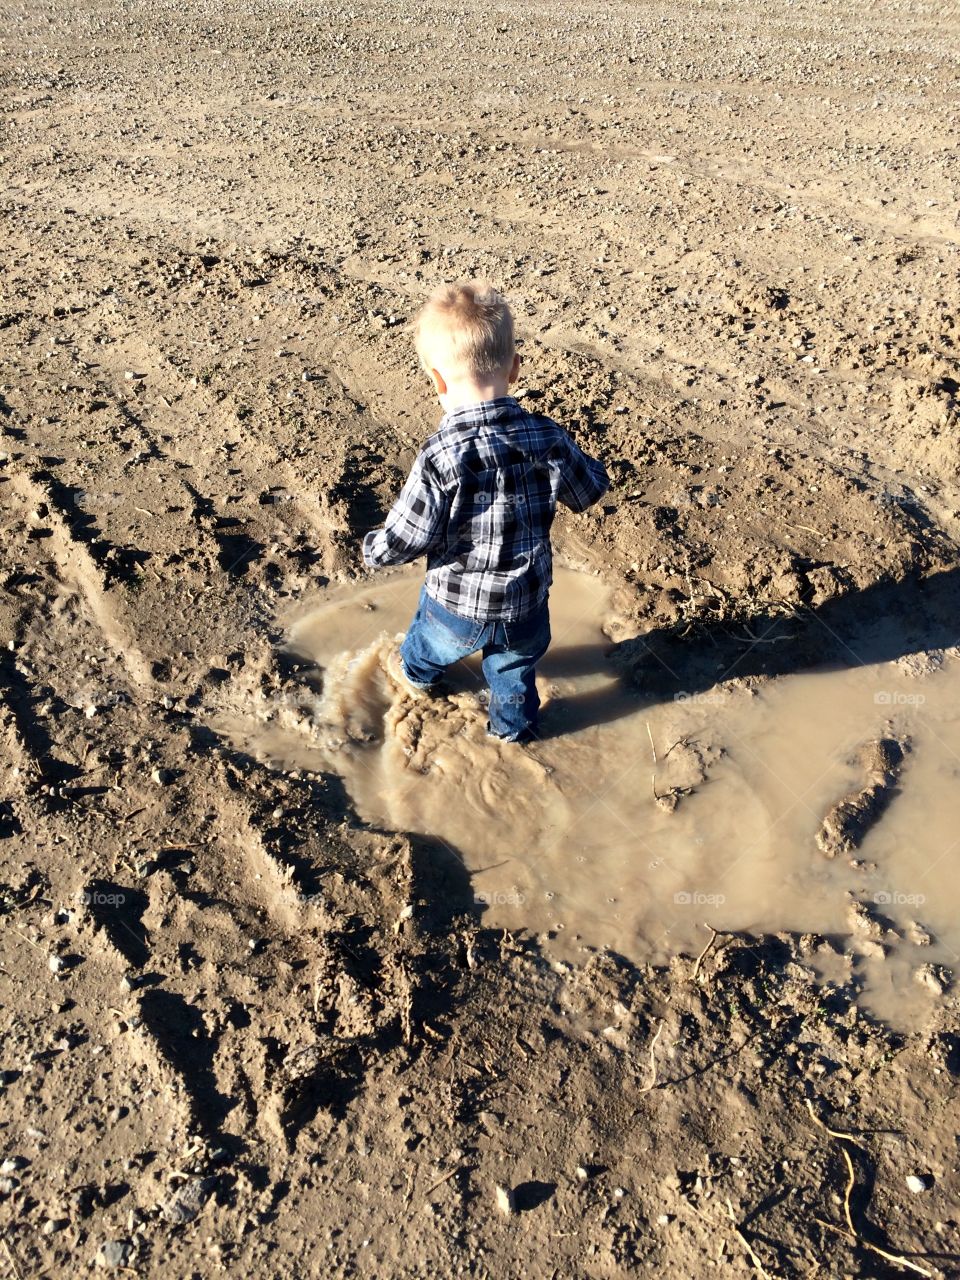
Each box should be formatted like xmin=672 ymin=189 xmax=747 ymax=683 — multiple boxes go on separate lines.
xmin=663 ymin=736 xmax=690 ymax=759
xmin=784 ymin=520 xmax=825 ymax=539
xmin=804 ymin=1098 xmax=866 ymax=1151
xmin=638 ymin=1019 xmax=664 ymax=1094
xmin=423 ymin=1165 xmax=461 ymax=1199
xmin=805 ymin=1099 xmax=934 ymax=1277
xmin=645 ymin=721 xmax=657 ymax=765
xmin=725 ymin=1197 xmax=771 ymax=1279
xmin=812 ymin=1218 xmax=934 ymax=1277
xmin=1 ymin=1232 xmax=24 ymax=1280
xmin=692 ymin=923 xmax=726 ymax=981
xmin=740 ymin=625 xmax=795 ymax=644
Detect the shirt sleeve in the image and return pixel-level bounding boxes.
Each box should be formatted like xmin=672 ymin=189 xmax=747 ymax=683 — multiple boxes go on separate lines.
xmin=556 ymin=431 xmax=610 ymax=513
xmin=362 ymin=451 xmax=450 ymax=567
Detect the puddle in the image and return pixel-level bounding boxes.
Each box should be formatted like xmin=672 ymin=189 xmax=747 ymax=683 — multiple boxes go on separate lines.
xmin=215 ymin=567 xmax=960 ymax=1029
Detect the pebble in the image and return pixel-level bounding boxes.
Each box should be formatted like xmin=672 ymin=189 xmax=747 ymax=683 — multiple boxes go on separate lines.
xmin=494 ymin=1183 xmax=515 ymax=1216
xmin=162 ymin=1176 xmax=213 ymax=1224
xmin=47 ymin=955 xmax=65 ymax=974
xmin=906 ymin=1173 xmax=934 ymax=1193
xmin=95 ymin=1239 xmax=132 ymax=1269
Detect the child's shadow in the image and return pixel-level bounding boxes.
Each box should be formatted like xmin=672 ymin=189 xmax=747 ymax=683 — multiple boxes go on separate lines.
xmin=538 ymin=644 xmax=644 ymax=738
xmin=529 ymin=563 xmax=960 ymax=741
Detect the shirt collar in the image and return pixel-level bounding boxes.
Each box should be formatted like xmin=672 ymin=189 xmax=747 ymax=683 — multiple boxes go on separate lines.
xmin=440 ymin=396 xmax=521 ymax=429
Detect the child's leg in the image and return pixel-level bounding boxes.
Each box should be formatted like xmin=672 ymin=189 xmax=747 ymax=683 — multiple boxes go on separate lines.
xmin=481 ymin=605 xmax=551 ymax=741
xmin=398 ymin=588 xmax=485 ymax=688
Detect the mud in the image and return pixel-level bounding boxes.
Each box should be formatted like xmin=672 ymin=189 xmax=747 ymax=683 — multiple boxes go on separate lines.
xmin=816 ymin=731 xmax=909 ymax=859
xmin=216 ymin=566 xmax=960 ymax=1030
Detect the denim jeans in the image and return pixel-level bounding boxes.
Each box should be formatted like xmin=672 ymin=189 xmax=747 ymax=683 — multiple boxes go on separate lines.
xmin=399 ymin=588 xmax=551 ymax=741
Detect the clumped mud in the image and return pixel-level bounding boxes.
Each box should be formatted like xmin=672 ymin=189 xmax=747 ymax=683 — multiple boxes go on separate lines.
xmin=817 ymin=732 xmax=909 ymax=859
xmin=2 ymin=0 xmax=960 ymax=1274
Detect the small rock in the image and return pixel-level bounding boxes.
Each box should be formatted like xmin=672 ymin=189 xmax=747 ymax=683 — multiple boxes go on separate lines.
xmin=906 ymin=1173 xmax=934 ymax=1193
xmin=95 ymin=1239 xmax=132 ymax=1269
xmin=69 ymin=1185 xmax=98 ymax=1218
xmin=47 ymin=955 xmax=65 ymax=974
xmin=494 ymin=1183 xmax=514 ymax=1216
xmin=162 ymin=1176 xmax=213 ymax=1225
xmin=42 ymin=1217 xmax=68 ymax=1235
xmin=1 ymin=1157 xmax=27 ymax=1173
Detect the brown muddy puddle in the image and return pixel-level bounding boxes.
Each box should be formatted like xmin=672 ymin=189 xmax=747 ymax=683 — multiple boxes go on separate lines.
xmin=216 ymin=567 xmax=960 ymax=1028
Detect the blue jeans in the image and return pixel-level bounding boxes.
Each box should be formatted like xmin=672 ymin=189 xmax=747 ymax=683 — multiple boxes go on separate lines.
xmin=399 ymin=588 xmax=551 ymax=741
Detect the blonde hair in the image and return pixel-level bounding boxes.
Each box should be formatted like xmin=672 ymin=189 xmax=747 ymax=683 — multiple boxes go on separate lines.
xmin=414 ymin=280 xmax=515 ymax=379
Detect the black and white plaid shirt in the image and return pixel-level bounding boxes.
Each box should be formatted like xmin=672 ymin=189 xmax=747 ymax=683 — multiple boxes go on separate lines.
xmin=362 ymin=396 xmax=610 ymax=621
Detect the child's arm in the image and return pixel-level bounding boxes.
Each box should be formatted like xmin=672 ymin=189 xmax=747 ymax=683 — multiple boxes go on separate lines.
xmin=556 ymin=432 xmax=610 ymax=512
xmin=362 ymin=451 xmax=450 ymax=568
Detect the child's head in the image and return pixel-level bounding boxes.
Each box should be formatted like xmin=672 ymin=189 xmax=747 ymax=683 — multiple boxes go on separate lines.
xmin=414 ymin=281 xmax=519 ymax=405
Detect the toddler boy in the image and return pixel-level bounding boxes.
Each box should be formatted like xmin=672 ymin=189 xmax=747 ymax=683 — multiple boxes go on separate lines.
xmin=363 ymin=281 xmax=609 ymax=742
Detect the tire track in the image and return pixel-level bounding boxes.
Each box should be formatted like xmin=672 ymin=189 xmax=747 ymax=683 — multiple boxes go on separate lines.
xmin=6 ymin=465 xmax=154 ymax=687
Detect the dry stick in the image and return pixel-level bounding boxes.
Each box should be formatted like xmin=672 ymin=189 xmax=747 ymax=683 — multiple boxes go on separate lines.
xmin=663 ymin=736 xmax=690 ymax=760
xmin=741 ymin=625 xmax=794 ymax=644
xmin=692 ymin=923 xmax=725 ymax=981
xmin=423 ymin=1166 xmax=461 ymax=1200
xmin=725 ymin=1196 xmax=772 ymax=1280
xmin=638 ymin=1019 xmax=664 ymax=1094
xmin=1 ymin=1232 xmax=24 ymax=1280
xmin=805 ymin=1099 xmax=934 ymax=1278
xmin=783 ymin=520 xmax=825 ymax=539
xmin=812 ymin=1219 xmax=934 ymax=1279
xmin=645 ymin=721 xmax=657 ymax=765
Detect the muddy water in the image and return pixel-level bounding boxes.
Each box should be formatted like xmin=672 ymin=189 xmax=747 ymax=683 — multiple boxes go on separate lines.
xmin=219 ymin=567 xmax=960 ymax=1027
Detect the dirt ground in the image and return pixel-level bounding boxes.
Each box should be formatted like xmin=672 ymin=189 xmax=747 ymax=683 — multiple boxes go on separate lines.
xmin=2 ymin=0 xmax=960 ymax=1274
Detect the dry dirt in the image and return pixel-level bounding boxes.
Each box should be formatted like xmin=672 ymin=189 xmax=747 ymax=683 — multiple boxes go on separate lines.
xmin=1 ymin=0 xmax=960 ymax=1275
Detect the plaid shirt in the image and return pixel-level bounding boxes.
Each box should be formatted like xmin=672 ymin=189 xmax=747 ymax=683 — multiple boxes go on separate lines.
xmin=362 ymin=396 xmax=610 ymax=621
